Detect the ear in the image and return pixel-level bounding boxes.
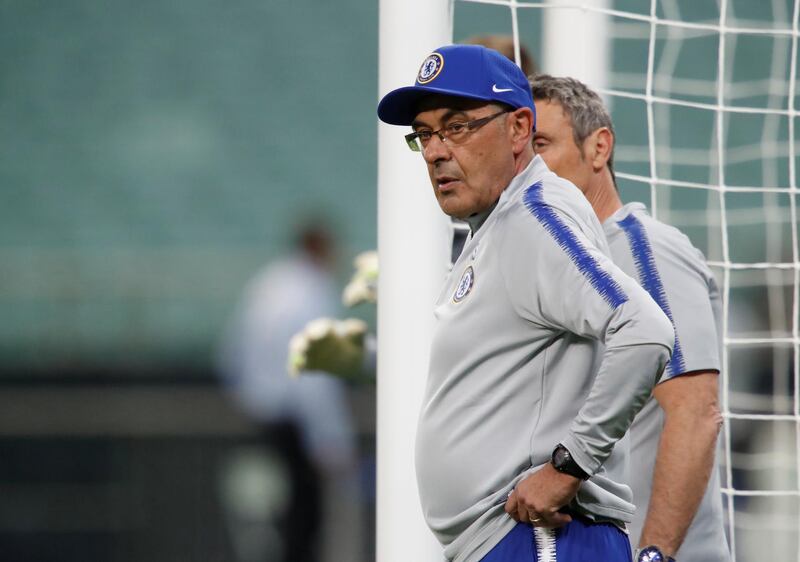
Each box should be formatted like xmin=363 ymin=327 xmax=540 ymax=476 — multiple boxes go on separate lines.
xmin=588 ymin=127 xmax=614 ymax=172
xmin=509 ymin=107 xmax=535 ymax=155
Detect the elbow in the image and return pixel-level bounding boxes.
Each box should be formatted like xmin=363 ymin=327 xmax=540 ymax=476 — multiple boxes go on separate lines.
xmin=687 ymin=400 xmax=723 ymax=438
xmin=694 ymin=402 xmax=724 ymax=445
xmin=663 ymin=386 xmax=723 ymax=439
xmin=707 ymin=401 xmax=724 ymax=436
xmin=641 ymin=312 xmax=675 ymax=368
xmin=629 ymin=297 xmax=676 ymax=354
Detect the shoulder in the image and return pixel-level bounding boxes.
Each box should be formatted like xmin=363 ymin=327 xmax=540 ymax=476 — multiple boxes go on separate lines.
xmin=505 ymin=171 xmax=607 ymax=250
xmin=611 ymin=208 xmax=722 ymax=379
xmin=519 ymin=171 xmax=594 ymax=218
xmin=607 ymin=204 xmax=711 ymax=278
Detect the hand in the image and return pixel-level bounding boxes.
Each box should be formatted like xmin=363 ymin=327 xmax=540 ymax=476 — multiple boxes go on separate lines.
xmin=342 ymin=251 xmax=378 ymax=307
xmin=504 ymin=463 xmax=581 ymax=528
xmin=287 ymin=317 xmax=367 ymax=379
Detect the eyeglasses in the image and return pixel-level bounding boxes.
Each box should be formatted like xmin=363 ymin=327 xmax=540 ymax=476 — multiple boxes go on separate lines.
xmin=404 ymin=109 xmax=510 ymax=152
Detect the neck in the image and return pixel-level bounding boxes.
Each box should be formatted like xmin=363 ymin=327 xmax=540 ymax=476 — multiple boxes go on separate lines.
xmin=515 ymin=149 xmax=534 ymax=177
xmin=465 ymin=200 xmax=498 ymax=233
xmin=467 ymin=149 xmax=534 ymax=233
xmin=583 ymin=168 xmax=622 ymax=223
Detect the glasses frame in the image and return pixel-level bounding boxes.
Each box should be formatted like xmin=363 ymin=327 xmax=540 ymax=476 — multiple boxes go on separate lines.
xmin=404 ymin=109 xmax=510 ymax=152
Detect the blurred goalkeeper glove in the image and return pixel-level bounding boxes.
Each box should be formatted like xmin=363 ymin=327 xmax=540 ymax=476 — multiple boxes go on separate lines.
xmin=342 ymin=250 xmax=378 ymax=307
xmin=287 ymin=317 xmax=370 ymax=381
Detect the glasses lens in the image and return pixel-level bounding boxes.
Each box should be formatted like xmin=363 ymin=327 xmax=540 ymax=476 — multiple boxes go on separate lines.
xmin=405 ymin=133 xmax=422 ymax=152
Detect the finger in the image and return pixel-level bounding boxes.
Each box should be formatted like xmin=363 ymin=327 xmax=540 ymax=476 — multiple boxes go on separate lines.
xmin=516 ymin=503 xmax=530 ymax=523
xmin=504 ymin=491 xmax=521 ymax=521
xmin=527 ymin=512 xmax=543 ymax=526
xmin=504 ymin=490 xmax=517 ymax=513
xmin=537 ymin=511 xmax=572 ymax=528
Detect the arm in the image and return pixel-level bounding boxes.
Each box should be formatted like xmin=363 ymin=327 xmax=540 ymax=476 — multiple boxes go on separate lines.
xmin=501 ymin=194 xmax=674 ymax=526
xmin=638 ymin=371 xmax=722 ymax=556
xmin=611 ymin=215 xmax=724 ymax=557
xmin=508 ymin=313 xmax=674 ymax=527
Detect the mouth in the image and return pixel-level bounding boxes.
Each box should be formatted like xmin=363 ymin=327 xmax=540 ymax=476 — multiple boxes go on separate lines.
xmin=435 ymin=175 xmax=460 ymax=192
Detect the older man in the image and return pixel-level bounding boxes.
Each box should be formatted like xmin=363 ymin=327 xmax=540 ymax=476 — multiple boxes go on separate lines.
xmin=377 ymin=45 xmax=674 ymax=562
xmin=530 ymin=74 xmax=729 ymax=562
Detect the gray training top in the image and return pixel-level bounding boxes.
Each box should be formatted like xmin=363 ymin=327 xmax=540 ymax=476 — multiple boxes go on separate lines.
xmin=604 ymin=203 xmax=730 ymax=562
xmin=415 ymin=156 xmax=675 ymax=562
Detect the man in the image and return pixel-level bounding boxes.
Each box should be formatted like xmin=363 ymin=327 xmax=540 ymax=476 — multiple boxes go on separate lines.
xmin=465 ymin=34 xmax=537 ymax=76
xmin=288 ymin=35 xmax=538 ymax=368
xmin=377 ymin=44 xmax=674 ymax=562
xmin=529 ymin=74 xmax=729 ymax=562
xmin=218 ymin=221 xmax=360 ymax=562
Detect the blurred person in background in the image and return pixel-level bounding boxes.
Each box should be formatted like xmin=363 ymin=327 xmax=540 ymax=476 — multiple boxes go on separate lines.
xmin=217 ymin=219 xmax=362 ymax=562
xmin=464 ymin=34 xmax=536 ymax=75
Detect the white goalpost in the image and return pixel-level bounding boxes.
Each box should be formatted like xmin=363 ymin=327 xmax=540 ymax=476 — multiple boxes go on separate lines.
xmin=377 ymin=0 xmax=800 ymax=560
xmin=376 ymin=2 xmax=452 ymax=560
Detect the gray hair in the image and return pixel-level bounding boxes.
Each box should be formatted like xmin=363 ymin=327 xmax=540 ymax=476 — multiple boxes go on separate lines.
xmin=529 ymin=74 xmax=617 ymax=186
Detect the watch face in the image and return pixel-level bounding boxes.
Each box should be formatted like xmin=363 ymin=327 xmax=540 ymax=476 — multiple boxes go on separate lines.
xmin=553 ymin=446 xmax=569 ymax=467
xmin=551 ymin=444 xmax=589 ymax=480
xmin=637 ymin=546 xmax=665 ymax=562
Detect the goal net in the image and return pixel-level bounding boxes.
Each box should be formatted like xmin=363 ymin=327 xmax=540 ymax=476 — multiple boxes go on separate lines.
xmin=377 ymin=0 xmax=799 ymax=560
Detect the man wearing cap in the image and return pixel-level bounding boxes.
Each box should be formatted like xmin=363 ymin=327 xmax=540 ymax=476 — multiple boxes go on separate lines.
xmin=377 ymin=45 xmax=675 ymax=562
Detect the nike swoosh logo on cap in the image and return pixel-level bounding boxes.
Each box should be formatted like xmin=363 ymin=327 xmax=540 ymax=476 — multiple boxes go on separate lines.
xmin=492 ymin=84 xmax=513 ymax=93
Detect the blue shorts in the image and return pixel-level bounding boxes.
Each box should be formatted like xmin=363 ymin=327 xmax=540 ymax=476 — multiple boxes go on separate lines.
xmin=480 ymin=519 xmax=632 ymax=562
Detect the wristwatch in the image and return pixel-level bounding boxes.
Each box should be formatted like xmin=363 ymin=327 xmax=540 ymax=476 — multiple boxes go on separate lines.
xmin=550 ymin=444 xmax=589 ymax=480
xmin=635 ymin=546 xmax=676 ymax=562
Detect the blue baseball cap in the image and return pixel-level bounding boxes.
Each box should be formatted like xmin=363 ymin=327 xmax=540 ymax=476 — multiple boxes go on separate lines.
xmin=377 ymin=44 xmax=535 ymax=128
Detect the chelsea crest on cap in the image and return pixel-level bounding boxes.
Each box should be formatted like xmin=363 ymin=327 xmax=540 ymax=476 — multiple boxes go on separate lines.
xmin=377 ymin=44 xmax=535 ymax=127
xmin=417 ymin=52 xmax=445 ymax=84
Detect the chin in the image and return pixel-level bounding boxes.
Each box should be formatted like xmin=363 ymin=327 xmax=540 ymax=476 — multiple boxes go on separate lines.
xmin=436 ymin=197 xmax=464 ymax=219
xmin=438 ymin=203 xmax=465 ymax=219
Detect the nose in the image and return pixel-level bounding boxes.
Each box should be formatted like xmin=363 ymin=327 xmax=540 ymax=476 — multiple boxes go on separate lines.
xmin=422 ymin=133 xmax=450 ymax=163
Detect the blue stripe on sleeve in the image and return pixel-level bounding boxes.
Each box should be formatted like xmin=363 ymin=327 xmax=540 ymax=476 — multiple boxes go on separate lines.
xmin=617 ymin=213 xmax=686 ymax=376
xmin=523 ymin=182 xmax=628 ymax=308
